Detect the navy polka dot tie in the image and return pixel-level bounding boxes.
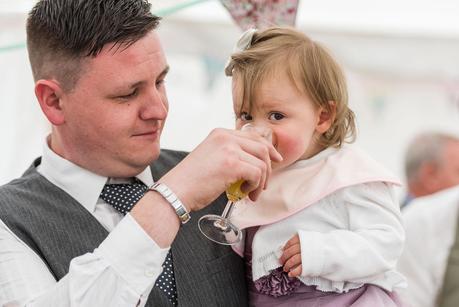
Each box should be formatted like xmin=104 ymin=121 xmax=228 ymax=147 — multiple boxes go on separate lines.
xmin=100 ymin=179 xmax=178 ymax=305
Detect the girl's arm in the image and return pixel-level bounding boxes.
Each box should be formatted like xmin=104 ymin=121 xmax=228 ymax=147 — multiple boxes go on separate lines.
xmin=281 ymin=181 xmax=404 ymax=283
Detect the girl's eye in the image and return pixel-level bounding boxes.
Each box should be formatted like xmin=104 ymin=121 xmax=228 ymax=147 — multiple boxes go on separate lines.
xmin=268 ymin=112 xmax=284 ymax=121
xmin=240 ymin=112 xmax=253 ymax=121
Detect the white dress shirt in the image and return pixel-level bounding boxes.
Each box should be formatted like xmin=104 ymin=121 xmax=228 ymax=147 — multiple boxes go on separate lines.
xmin=397 ymin=185 xmax=459 ymax=307
xmin=0 ymin=141 xmax=170 ymax=306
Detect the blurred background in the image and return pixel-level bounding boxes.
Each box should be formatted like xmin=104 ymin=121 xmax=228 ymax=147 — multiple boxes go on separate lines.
xmin=1 ymin=0 xmax=459 ymax=200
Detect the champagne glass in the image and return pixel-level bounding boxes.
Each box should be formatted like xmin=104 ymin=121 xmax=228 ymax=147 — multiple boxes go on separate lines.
xmin=198 ymin=124 xmax=272 ymax=245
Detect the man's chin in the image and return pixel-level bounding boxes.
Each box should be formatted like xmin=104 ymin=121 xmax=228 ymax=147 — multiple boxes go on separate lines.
xmin=136 ymin=150 xmax=161 ymax=167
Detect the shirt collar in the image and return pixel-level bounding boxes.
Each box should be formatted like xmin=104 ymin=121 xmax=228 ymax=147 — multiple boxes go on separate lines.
xmin=37 ymin=137 xmax=154 ymax=214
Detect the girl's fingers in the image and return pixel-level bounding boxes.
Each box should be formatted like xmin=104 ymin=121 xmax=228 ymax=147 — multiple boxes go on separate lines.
xmin=280 ymin=244 xmax=300 ymax=265
xmin=283 ymin=253 xmax=302 ymax=273
xmin=283 ymin=234 xmax=300 ymax=250
xmin=288 ymin=264 xmax=303 ymax=278
xmin=280 ymin=235 xmax=301 ymax=264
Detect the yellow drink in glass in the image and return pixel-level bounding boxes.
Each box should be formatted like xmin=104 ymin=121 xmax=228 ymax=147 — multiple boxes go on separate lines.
xmin=198 ymin=123 xmax=272 ymax=245
xmin=226 ymin=179 xmax=248 ymax=202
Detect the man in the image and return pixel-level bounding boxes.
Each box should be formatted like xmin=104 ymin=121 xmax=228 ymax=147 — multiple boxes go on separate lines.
xmin=402 ymin=132 xmax=459 ymax=208
xmin=397 ymin=185 xmax=459 ymax=307
xmin=0 ymin=0 xmax=282 ymax=306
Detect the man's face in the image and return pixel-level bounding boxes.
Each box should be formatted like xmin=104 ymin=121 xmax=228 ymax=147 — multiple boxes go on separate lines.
xmin=55 ymin=31 xmax=169 ymax=177
xmin=434 ymin=140 xmax=459 ymax=191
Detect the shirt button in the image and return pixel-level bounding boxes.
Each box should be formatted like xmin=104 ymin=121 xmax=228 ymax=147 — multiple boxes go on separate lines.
xmin=145 ymin=269 xmax=156 ymax=278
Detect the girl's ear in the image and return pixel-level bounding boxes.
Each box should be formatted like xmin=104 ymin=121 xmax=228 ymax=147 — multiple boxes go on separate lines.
xmin=316 ymin=101 xmax=336 ymax=133
xmin=35 ymin=79 xmax=65 ymax=126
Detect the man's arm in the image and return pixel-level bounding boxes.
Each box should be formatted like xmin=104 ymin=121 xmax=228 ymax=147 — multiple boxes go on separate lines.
xmin=0 ymin=215 xmax=161 ymax=307
xmin=0 ymin=128 xmax=281 ymax=306
xmin=131 ymin=128 xmax=282 ymax=247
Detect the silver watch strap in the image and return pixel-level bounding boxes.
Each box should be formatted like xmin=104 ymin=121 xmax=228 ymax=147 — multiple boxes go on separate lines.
xmin=149 ymin=182 xmax=191 ymax=224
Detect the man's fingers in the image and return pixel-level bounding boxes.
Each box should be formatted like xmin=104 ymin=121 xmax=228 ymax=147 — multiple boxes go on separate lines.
xmin=233 ymin=162 xmax=262 ymax=200
xmin=237 ymin=139 xmax=271 ymax=189
xmin=236 ymin=129 xmax=282 ymax=163
xmin=167 ymin=128 xmax=279 ymax=212
xmin=237 ymin=150 xmax=267 ymax=196
xmin=227 ymin=128 xmax=282 ymax=194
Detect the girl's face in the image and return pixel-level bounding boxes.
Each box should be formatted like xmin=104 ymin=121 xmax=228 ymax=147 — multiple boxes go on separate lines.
xmin=233 ymin=72 xmax=333 ymax=171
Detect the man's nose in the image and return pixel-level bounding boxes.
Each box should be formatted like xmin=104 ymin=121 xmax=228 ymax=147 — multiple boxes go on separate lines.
xmin=140 ymin=87 xmax=168 ymax=120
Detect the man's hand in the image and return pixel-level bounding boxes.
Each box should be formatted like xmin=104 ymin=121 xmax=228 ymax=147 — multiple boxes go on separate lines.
xmin=160 ymin=128 xmax=282 ymax=212
xmin=280 ymin=234 xmax=302 ymax=278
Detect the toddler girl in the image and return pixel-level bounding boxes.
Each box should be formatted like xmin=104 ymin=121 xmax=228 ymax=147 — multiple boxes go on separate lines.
xmin=226 ymin=27 xmax=406 ymax=306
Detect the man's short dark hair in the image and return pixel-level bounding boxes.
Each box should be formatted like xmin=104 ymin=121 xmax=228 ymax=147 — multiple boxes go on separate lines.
xmin=26 ymin=0 xmax=161 ymax=91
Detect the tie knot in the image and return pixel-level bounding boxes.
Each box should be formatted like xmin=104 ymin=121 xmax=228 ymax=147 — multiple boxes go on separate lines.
xmin=100 ymin=178 xmax=148 ymax=215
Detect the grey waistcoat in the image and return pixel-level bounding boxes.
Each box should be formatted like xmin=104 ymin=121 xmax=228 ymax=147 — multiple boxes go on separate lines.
xmin=0 ymin=149 xmax=248 ymax=306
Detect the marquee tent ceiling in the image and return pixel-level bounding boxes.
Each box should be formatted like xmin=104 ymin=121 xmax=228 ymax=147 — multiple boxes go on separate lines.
xmin=2 ymin=0 xmax=459 ymax=37
xmin=2 ymin=0 xmax=459 ymax=79
xmin=157 ymin=1 xmax=459 ymax=80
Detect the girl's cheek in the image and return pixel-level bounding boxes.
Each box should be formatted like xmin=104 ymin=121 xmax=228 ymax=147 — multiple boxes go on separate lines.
xmin=276 ymin=133 xmax=308 ymax=163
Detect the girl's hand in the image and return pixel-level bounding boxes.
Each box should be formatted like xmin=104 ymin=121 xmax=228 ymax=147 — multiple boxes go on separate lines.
xmin=280 ymin=234 xmax=302 ymax=277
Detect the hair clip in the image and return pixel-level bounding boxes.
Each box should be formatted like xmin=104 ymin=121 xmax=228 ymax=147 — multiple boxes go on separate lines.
xmin=225 ymin=28 xmax=258 ymax=76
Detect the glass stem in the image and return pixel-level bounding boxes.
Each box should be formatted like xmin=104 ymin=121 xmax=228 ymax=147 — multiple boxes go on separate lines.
xmin=221 ymin=200 xmax=235 ymax=222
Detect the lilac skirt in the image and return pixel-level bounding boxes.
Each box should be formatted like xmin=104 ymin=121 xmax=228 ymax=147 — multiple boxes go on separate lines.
xmin=249 ymin=283 xmax=403 ymax=307
xmin=244 ymin=226 xmax=404 ymax=307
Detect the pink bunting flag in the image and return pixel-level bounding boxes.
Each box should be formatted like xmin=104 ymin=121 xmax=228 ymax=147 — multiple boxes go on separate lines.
xmin=220 ymin=0 xmax=299 ymax=31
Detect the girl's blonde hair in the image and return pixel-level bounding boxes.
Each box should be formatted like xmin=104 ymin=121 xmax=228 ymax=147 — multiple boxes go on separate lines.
xmin=226 ymin=27 xmax=356 ymax=148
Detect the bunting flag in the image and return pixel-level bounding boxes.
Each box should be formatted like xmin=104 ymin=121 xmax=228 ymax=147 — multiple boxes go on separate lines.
xmin=220 ymin=0 xmax=299 ymax=31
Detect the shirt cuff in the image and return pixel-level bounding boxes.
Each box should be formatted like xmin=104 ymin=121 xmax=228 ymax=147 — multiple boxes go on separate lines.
xmin=96 ymin=213 xmax=169 ymax=295
xmin=298 ymin=230 xmax=325 ymax=277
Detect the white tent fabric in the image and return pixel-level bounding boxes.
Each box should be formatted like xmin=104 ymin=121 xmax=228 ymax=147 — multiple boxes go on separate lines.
xmin=1 ymin=1 xmax=459 ymax=196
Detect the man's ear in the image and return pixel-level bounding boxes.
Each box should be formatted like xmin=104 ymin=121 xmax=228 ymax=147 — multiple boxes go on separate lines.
xmin=316 ymin=101 xmax=336 ymax=133
xmin=35 ymin=79 xmax=65 ymax=125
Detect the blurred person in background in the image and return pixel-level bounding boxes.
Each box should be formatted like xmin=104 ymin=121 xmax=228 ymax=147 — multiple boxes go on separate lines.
xmin=401 ymin=132 xmax=459 ymax=208
xmin=398 ymin=184 xmax=459 ymax=307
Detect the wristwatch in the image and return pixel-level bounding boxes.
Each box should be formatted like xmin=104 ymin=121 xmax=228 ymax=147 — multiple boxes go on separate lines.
xmin=149 ymin=182 xmax=191 ymax=224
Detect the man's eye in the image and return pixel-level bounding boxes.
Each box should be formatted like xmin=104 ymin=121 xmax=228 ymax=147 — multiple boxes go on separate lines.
xmin=119 ymin=89 xmax=138 ymax=99
xmin=240 ymin=112 xmax=253 ymax=121
xmin=268 ymin=112 xmax=284 ymax=121
xmin=156 ymin=79 xmax=165 ymax=88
